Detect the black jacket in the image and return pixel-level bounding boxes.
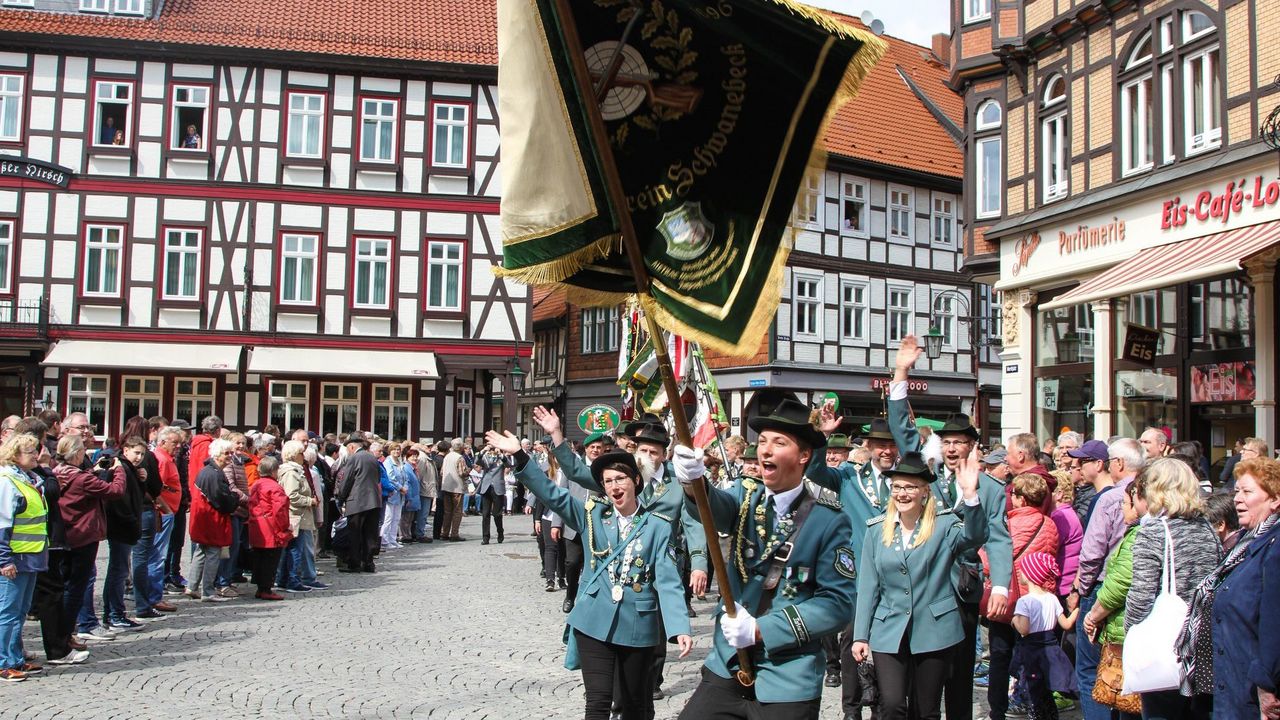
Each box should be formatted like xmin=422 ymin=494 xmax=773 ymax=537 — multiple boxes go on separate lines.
xmin=195 ymin=459 xmax=241 ymax=515
xmin=104 ymin=457 xmax=146 ymax=545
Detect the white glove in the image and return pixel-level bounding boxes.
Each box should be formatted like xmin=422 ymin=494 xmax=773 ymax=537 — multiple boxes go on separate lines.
xmin=719 ymin=602 xmax=758 ymax=649
xmin=673 ymin=445 xmax=706 ymax=486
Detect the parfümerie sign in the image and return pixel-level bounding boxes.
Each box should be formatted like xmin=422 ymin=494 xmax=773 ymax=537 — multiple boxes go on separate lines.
xmin=0 ymin=156 xmax=71 ymax=188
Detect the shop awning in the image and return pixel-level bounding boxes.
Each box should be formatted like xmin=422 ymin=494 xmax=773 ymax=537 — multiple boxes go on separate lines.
xmin=1040 ymin=221 xmax=1280 ymax=311
xmin=247 ymin=346 xmax=438 ymax=379
xmin=42 ymin=340 xmax=242 ymax=371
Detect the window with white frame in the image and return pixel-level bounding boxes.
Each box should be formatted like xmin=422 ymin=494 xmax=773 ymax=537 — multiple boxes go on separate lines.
xmin=535 ymin=328 xmax=559 ymax=378
xmin=963 ymin=0 xmax=990 ymax=23
xmin=792 ymin=274 xmax=822 ymax=339
xmin=93 ymin=80 xmax=133 ymax=147
xmin=0 ymin=74 xmax=23 ymax=143
xmin=162 ymin=228 xmax=201 ymax=300
xmin=455 ymin=387 xmax=472 ymax=437
xmin=360 ymin=97 xmax=398 ymax=163
xmin=279 ymin=233 xmax=318 ymax=306
xmin=1183 ymin=45 xmax=1220 ymax=154
xmin=931 ymin=195 xmax=954 ymax=246
xmin=372 ymin=384 xmax=411 ymax=440
xmin=794 ymin=171 xmax=821 ymax=226
xmin=286 ymin=92 xmax=325 ymax=159
xmin=840 ymin=280 xmax=868 ymax=342
xmin=1041 ymin=76 xmax=1068 ymax=200
xmin=1121 ymin=74 xmax=1153 ymax=174
xmin=320 ymin=383 xmax=359 ymax=437
xmin=1183 ymin=10 xmax=1214 ymax=42
xmin=431 ymin=102 xmax=470 ymax=168
xmin=79 ymin=0 xmax=108 ymax=11
xmin=888 ymin=186 xmax=912 ymax=240
xmin=120 ymin=376 xmax=162 ymax=424
xmin=353 ymin=238 xmax=391 ymax=309
xmin=269 ymin=381 xmax=308 ymax=432
xmin=888 ymin=286 xmax=913 ymax=344
xmin=426 ymin=241 xmax=463 ymax=312
xmin=83 ymin=224 xmax=123 ymax=297
xmin=114 ymin=0 xmax=142 ymax=15
xmin=974 ymin=99 xmax=1002 ymax=219
xmin=0 ymin=220 xmax=12 ymax=294
xmin=1 ymin=0 xmax=35 ymax=7
xmin=174 ymin=378 xmax=215 ymax=426
xmin=840 ymin=177 xmax=868 ymax=236
xmin=67 ymin=375 xmax=109 ymax=438
xmin=933 ymin=293 xmax=957 ymax=348
xmin=170 ymin=85 xmax=208 ymax=151
xmin=580 ymin=307 xmax=620 ymax=354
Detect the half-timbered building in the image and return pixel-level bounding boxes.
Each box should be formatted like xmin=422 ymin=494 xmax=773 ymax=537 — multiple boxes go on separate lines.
xmin=554 ymin=20 xmax=996 ymax=443
xmin=951 ymin=0 xmax=1280 ymax=462
xmin=0 ymin=0 xmax=527 ymax=443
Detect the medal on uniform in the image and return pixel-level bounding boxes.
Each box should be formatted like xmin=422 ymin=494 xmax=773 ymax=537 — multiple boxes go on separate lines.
xmin=632 ymin=583 xmax=643 ymax=592
xmin=611 ymin=585 xmax=624 ymax=602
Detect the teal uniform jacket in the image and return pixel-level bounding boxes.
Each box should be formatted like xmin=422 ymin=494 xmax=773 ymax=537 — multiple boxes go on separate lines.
xmin=887 ymin=396 xmax=1013 ymax=601
xmin=834 ymin=460 xmax=888 ymax=551
xmin=699 ymin=475 xmax=857 ymax=703
xmin=517 ymin=455 xmax=690 ymax=649
xmin=553 ymin=442 xmax=708 ymax=572
xmin=854 ymin=502 xmax=989 ymax=654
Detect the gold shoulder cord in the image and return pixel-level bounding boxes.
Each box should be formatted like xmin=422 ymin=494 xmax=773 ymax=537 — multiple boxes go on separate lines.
xmin=733 ymin=479 xmax=757 ymax=582
xmin=584 ymin=498 xmax=613 ymax=569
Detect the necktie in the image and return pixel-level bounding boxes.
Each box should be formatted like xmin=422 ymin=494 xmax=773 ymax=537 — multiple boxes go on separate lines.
xmin=947 ymin=473 xmax=957 ymax=505
xmin=640 ymin=481 xmax=655 ymax=505
xmin=764 ymin=495 xmax=777 ymax=535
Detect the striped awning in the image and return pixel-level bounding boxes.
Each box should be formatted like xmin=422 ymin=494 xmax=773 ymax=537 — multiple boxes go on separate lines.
xmin=1040 ymin=221 xmax=1280 ymax=311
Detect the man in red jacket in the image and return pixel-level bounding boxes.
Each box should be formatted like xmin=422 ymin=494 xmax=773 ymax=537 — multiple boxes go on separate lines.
xmin=186 ymin=416 xmax=222 ymax=488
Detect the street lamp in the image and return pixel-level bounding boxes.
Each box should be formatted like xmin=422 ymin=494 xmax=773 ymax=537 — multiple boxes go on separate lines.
xmin=1056 ymin=331 xmax=1081 ymax=364
xmin=509 ymin=338 xmax=526 ymax=393
xmin=923 ymin=289 xmax=999 ymax=360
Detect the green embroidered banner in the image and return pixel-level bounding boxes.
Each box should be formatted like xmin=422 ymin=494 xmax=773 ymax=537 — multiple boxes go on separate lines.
xmin=497 ymin=0 xmax=885 ymax=356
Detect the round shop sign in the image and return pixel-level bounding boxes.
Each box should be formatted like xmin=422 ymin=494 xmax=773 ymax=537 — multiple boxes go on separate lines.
xmin=578 ymin=404 xmax=621 ymax=434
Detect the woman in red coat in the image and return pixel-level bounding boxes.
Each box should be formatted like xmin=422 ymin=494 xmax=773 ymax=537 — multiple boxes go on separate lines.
xmin=246 ymin=456 xmax=291 ymax=601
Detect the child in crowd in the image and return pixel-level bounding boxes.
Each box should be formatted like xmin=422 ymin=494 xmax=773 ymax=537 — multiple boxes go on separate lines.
xmin=1010 ymin=552 xmax=1078 ymax=720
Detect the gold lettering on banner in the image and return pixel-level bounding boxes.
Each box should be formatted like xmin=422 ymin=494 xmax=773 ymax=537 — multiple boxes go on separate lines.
xmin=650 ymin=221 xmax=739 ymax=291
xmin=663 ymin=44 xmax=747 ymax=201
xmin=1057 ymin=217 xmax=1126 ymax=255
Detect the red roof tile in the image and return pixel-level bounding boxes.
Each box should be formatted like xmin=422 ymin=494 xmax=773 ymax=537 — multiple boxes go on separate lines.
xmin=823 ymin=15 xmax=963 ymax=179
xmin=0 ymin=0 xmax=497 ymax=66
xmin=531 ymin=287 xmax=567 ymax=324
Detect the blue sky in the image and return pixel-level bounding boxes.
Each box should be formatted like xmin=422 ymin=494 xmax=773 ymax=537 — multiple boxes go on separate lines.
xmin=802 ymin=0 xmax=952 ymax=47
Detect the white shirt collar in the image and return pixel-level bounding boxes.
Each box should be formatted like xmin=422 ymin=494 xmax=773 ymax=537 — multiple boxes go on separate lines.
xmin=765 ymin=481 xmax=807 ymax=517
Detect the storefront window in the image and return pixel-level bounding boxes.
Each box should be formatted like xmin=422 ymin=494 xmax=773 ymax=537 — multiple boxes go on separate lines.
xmin=1038 ymin=304 xmax=1095 ymax=366
xmin=1035 ymin=374 xmax=1093 ymax=439
xmin=1115 ymin=289 xmax=1178 ymax=357
xmin=1115 ymin=368 xmax=1178 ymax=440
xmin=1189 ymin=276 xmax=1251 ymax=351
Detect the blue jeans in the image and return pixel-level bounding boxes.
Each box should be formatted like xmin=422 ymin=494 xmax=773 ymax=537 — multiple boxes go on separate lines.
xmin=76 ymin=562 xmax=99 ymax=633
xmin=414 ymin=497 xmax=433 ymax=539
xmin=133 ymin=511 xmax=174 ymax=612
xmin=102 ymin=539 xmax=133 ymax=624
xmin=278 ymin=529 xmax=316 ymax=588
xmin=216 ymin=516 xmax=244 ymax=588
xmin=1076 ymin=589 xmax=1107 ymax=720
xmin=0 ymin=571 xmax=37 ymax=669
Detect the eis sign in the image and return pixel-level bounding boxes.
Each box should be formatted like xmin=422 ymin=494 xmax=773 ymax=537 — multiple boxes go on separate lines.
xmin=1160 ymin=175 xmax=1280 ymax=230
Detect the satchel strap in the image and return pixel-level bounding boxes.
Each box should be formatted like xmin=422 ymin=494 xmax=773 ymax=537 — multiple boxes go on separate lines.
xmin=1160 ymin=517 xmax=1177 ymax=595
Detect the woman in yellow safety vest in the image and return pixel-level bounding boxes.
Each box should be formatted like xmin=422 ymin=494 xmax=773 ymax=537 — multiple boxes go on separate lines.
xmin=0 ymin=433 xmax=48 ymax=683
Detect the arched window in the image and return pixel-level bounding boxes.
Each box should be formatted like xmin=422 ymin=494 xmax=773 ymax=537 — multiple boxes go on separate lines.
xmin=1041 ymin=74 xmax=1068 ymax=201
xmin=974 ymin=100 xmax=1002 ymax=218
xmin=1119 ymin=6 xmax=1220 ymax=175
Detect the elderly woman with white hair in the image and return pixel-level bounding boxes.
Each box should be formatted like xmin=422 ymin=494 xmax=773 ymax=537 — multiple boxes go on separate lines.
xmin=186 ymin=438 xmax=242 ymax=602
xmin=276 ymin=440 xmax=325 ymax=593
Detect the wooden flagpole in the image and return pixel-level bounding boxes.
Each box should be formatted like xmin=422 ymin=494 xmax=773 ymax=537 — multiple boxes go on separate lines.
xmin=549 ymin=0 xmax=755 ymax=686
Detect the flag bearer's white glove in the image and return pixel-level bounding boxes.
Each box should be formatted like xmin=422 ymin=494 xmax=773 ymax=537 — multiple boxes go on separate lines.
xmin=720 ymin=602 xmax=758 ymax=648
xmin=672 ymin=445 xmax=705 ymax=486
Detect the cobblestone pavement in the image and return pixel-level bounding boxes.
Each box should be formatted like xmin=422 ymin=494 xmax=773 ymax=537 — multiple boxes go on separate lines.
xmin=9 ymin=515 xmax=1073 ymax=719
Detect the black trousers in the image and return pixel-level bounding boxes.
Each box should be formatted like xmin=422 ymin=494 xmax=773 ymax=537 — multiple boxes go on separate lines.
xmin=480 ymin=489 xmax=505 ymax=542
xmin=564 ymin=535 xmax=584 ymax=600
xmin=34 ymin=548 xmax=71 ymax=661
xmin=942 ymin=601 xmax=980 ymax=720
xmin=874 ymin=646 xmax=952 ymax=720
xmin=251 ymin=547 xmax=283 ymax=593
xmin=986 ymin=620 xmax=1018 ymax=720
xmin=823 ymin=633 xmax=842 ymax=674
xmin=344 ymin=509 xmax=381 ymax=569
xmin=679 ymin=666 xmax=821 ymax=720
xmin=540 ymin=522 xmax=563 ymax=582
xmin=840 ymin=626 xmax=873 ymax=717
xmin=575 ymin=629 xmax=654 ymax=720
xmin=432 ymin=494 xmax=445 ymax=539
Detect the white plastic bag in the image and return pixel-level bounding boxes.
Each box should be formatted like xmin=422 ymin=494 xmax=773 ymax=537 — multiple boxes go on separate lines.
xmin=1121 ymin=518 xmax=1188 ymax=694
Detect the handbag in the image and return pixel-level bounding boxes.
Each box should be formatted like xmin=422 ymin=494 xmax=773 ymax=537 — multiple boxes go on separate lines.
xmin=981 ymin=516 xmax=1046 ymax=624
xmin=1093 ymin=642 xmax=1143 ymax=715
xmin=1122 ymin=518 xmax=1188 ymax=694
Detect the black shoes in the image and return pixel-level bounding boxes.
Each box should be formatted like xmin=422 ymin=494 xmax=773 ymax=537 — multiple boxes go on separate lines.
xmin=545 ymin=581 xmax=556 ymax=592
xmin=361 ymin=563 xmax=376 ymax=573
xmin=481 ymin=539 xmax=490 ymax=545
xmin=824 ymin=671 xmax=841 ymax=687
xmin=652 ymin=688 xmax=664 ymax=701
xmin=562 ymin=598 xmax=574 ymax=613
